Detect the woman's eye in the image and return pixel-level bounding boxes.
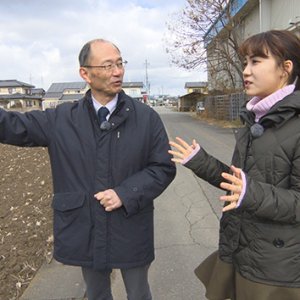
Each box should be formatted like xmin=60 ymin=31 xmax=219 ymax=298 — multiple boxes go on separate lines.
xmin=252 ymin=58 xmax=261 ymax=64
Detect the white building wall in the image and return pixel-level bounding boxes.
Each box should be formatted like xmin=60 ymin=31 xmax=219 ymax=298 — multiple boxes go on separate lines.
xmin=243 ymin=5 xmax=260 ymax=39
xmin=242 ymin=0 xmax=300 ymax=38
xmin=270 ymin=0 xmax=300 ymax=29
xmin=260 ymin=0 xmax=272 ymax=31
xmin=123 ymin=87 xmax=142 ymax=99
xmin=207 ymin=0 xmax=300 ymax=92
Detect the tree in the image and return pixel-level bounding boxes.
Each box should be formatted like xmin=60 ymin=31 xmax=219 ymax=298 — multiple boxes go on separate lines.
xmin=165 ymin=0 xmax=246 ymax=92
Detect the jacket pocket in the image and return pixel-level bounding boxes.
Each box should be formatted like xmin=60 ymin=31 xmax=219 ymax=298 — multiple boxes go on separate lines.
xmin=52 ymin=192 xmax=94 ymax=263
xmin=239 ymin=221 xmax=300 ymax=285
xmin=52 ymin=192 xmax=84 ymax=211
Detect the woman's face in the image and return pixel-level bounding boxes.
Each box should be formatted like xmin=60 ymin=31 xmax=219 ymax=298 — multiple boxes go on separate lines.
xmin=243 ymin=51 xmax=288 ymax=98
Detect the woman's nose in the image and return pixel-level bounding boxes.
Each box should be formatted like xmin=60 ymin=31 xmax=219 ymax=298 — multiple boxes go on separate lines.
xmin=243 ymin=64 xmax=250 ymax=76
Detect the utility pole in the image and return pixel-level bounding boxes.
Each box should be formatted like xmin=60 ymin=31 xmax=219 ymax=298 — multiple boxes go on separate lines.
xmin=40 ymin=75 xmax=44 ymax=88
xmin=144 ymin=59 xmax=150 ymax=95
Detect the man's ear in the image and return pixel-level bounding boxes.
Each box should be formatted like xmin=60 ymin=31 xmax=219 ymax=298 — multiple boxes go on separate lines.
xmin=79 ymin=67 xmax=91 ymax=84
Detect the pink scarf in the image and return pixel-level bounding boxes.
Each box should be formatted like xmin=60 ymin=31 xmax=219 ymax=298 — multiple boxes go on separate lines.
xmin=246 ymin=84 xmax=295 ymax=122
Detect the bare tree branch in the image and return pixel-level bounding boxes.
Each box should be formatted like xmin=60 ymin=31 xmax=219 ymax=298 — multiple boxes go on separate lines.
xmin=165 ymin=0 xmax=245 ymax=91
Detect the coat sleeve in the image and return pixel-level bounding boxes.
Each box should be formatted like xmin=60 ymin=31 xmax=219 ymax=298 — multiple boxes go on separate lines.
xmin=0 ymin=108 xmax=52 ymax=147
xmin=239 ymin=172 xmax=300 ymax=224
xmin=114 ymin=112 xmax=176 ymax=217
xmin=238 ymin=136 xmax=300 ymax=224
xmin=184 ymin=147 xmax=230 ymax=189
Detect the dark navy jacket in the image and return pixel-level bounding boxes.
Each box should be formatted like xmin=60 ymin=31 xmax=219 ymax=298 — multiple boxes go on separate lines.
xmin=0 ymin=90 xmax=176 ymax=270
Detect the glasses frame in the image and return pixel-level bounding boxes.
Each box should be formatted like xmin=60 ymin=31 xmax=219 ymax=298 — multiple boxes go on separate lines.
xmin=83 ymin=60 xmax=128 ymax=71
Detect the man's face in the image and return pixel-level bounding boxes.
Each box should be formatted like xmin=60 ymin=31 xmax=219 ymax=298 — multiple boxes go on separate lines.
xmin=80 ymin=41 xmax=125 ymax=99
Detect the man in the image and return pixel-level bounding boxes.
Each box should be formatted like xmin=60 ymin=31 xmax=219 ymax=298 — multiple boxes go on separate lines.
xmin=0 ymin=39 xmax=176 ymax=300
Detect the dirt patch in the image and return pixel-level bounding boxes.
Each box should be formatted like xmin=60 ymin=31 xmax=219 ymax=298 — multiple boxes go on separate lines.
xmin=0 ymin=144 xmax=53 ymax=300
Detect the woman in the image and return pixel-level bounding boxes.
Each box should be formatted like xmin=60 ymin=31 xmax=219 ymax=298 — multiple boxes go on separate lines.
xmin=169 ymin=30 xmax=300 ymax=299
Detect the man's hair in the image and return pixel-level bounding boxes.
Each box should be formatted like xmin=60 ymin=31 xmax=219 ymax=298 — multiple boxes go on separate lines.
xmin=78 ymin=39 xmax=121 ymax=67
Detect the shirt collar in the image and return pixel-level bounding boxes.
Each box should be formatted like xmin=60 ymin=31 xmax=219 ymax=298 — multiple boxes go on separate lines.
xmin=91 ymin=94 xmax=118 ymax=117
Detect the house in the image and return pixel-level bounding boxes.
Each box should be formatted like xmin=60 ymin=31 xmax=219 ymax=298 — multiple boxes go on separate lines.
xmin=42 ymin=81 xmax=146 ymax=110
xmin=31 ymin=88 xmax=46 ymax=97
xmin=205 ymin=0 xmax=300 ymax=92
xmin=184 ymin=82 xmax=208 ymax=94
xmin=122 ymin=82 xmax=145 ymax=102
xmin=178 ymin=81 xmax=208 ymax=112
xmin=0 ymin=80 xmax=44 ymax=110
xmin=42 ymin=82 xmax=89 ymax=110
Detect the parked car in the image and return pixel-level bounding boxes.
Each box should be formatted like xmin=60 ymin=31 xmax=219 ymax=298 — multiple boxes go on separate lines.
xmin=196 ymin=101 xmax=205 ymax=112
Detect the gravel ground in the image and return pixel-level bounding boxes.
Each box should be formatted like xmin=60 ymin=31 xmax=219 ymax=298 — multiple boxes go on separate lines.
xmin=0 ymin=144 xmax=53 ymax=300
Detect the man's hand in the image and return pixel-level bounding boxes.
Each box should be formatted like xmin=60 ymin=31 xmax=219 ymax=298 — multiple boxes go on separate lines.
xmin=94 ymin=189 xmax=122 ymax=212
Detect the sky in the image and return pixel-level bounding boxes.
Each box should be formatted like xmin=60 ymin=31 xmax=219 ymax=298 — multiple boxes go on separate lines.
xmin=0 ymin=0 xmax=207 ymax=96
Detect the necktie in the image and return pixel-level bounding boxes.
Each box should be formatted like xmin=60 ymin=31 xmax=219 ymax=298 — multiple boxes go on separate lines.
xmin=98 ymin=107 xmax=109 ymax=124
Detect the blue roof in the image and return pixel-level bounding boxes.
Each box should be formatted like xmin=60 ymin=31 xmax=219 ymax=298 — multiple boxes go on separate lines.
xmin=204 ymin=0 xmax=254 ymax=44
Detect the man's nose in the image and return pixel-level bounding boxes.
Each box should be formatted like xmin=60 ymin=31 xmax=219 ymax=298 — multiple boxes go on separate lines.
xmin=111 ymin=65 xmax=124 ymax=75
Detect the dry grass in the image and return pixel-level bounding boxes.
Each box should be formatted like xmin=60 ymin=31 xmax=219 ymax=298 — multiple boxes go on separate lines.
xmin=192 ymin=111 xmax=243 ymax=128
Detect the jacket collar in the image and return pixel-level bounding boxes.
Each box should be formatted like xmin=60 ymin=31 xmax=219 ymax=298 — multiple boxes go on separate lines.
xmin=83 ymin=89 xmax=134 ymax=131
xmin=240 ymin=91 xmax=300 ymax=128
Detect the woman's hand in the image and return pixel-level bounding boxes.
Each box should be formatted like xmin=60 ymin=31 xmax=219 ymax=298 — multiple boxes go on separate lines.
xmin=220 ymin=165 xmax=243 ymax=212
xmin=169 ymin=137 xmax=199 ymax=164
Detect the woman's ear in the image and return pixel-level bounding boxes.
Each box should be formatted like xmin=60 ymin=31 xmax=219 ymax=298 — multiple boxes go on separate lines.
xmin=283 ymin=60 xmax=293 ymax=76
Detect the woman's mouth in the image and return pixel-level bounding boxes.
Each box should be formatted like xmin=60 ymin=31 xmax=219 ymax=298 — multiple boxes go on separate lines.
xmin=244 ymin=80 xmax=252 ymax=88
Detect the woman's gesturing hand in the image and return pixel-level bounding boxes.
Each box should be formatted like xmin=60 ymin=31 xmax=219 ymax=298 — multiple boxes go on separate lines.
xmin=169 ymin=137 xmax=199 ymax=164
xmin=220 ymin=165 xmax=243 ymax=212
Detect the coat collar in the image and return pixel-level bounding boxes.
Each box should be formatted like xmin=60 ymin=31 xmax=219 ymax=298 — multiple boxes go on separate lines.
xmin=83 ymin=89 xmax=134 ymax=131
xmin=240 ymin=91 xmax=300 ymax=129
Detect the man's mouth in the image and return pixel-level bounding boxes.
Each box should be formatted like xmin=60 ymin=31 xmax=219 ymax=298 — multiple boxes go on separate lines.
xmin=111 ymin=80 xmax=122 ymax=86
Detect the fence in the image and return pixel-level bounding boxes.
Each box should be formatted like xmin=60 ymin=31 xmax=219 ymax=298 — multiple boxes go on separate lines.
xmin=204 ymin=92 xmax=248 ymax=121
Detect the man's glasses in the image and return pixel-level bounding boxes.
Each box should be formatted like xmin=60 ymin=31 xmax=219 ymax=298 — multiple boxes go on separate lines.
xmin=83 ymin=60 xmax=128 ymax=71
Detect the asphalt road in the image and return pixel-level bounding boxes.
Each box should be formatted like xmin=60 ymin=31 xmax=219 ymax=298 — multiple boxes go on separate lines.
xmin=162 ymin=106 xmax=235 ymax=220
xmin=21 ymin=106 xmax=236 ymax=300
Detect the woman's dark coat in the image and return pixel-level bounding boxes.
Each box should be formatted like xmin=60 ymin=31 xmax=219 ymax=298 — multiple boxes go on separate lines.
xmin=0 ymin=90 xmax=176 ymax=270
xmin=185 ymin=91 xmax=300 ymax=287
